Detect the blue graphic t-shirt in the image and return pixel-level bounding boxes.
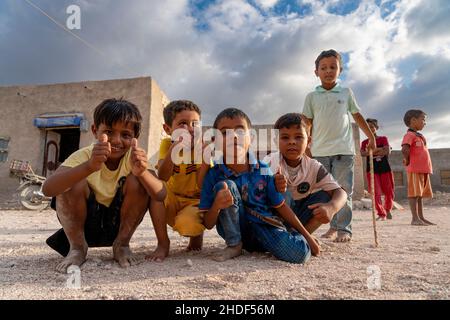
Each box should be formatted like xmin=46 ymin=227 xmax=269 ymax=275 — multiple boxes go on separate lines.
xmin=199 ymin=158 xmax=285 ymax=225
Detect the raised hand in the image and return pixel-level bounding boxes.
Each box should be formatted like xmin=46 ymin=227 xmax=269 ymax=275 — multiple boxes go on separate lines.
xmin=130 ymin=138 xmax=148 ymax=176
xmin=88 ymin=133 xmax=110 ymax=171
xmin=214 ymin=182 xmax=234 ymax=210
xmin=274 ymin=168 xmax=287 ymax=193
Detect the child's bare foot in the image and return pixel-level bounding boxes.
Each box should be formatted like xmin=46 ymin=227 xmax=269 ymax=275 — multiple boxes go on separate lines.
xmin=335 ymin=232 xmax=351 ymax=243
xmin=321 ymin=228 xmax=337 ymax=239
xmin=212 ymin=243 xmax=243 ymax=262
xmin=113 ymin=244 xmax=138 ymax=268
xmin=146 ymin=242 xmax=170 ymax=262
xmin=376 ymin=216 xmax=387 ymax=221
xmin=56 ymin=246 xmax=87 ymax=273
xmin=386 ymin=211 xmax=393 ymax=220
xmin=421 ymin=219 xmax=436 ymax=226
xmin=411 ymin=219 xmax=427 ymax=226
xmin=187 ymin=234 xmax=203 ymax=251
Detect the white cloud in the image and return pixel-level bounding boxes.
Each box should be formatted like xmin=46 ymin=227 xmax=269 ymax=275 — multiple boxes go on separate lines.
xmin=1 ymin=0 xmax=449 ymax=148
xmin=254 ymin=0 xmax=279 ymax=9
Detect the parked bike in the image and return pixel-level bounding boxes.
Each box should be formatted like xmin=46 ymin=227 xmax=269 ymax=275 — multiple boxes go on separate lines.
xmin=9 ymin=160 xmax=52 ymax=210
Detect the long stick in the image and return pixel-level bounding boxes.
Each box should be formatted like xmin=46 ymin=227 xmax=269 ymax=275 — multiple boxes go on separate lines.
xmin=369 ymin=149 xmax=379 ymax=247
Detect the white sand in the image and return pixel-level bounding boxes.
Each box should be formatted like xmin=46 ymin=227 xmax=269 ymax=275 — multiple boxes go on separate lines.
xmin=0 ymin=205 xmax=449 ymax=300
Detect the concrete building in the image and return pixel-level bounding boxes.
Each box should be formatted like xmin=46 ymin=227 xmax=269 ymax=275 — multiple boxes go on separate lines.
xmin=0 ymin=77 xmax=169 ymax=197
xmin=12 ymin=75 xmax=449 ymax=203
xmin=388 ymin=149 xmax=450 ymax=199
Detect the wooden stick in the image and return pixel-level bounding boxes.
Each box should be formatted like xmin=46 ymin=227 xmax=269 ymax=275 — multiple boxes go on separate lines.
xmin=369 ymin=149 xmax=379 ymax=247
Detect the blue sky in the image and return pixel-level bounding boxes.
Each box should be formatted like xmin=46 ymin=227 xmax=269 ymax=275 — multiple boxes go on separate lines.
xmin=1 ymin=0 xmax=450 ymax=149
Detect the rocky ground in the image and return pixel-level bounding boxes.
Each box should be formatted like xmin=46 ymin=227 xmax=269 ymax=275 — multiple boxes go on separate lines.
xmin=0 ymin=199 xmax=449 ymax=300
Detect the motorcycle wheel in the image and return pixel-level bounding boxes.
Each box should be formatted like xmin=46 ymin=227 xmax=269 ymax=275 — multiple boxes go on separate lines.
xmin=19 ymin=184 xmax=50 ymax=211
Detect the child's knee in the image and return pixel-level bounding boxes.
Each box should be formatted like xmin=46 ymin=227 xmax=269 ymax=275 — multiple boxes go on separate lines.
xmin=173 ymin=211 xmax=205 ymax=237
xmin=313 ymin=190 xmax=331 ymax=203
xmin=58 ymin=180 xmax=89 ymax=205
xmin=124 ymin=174 xmax=148 ymax=198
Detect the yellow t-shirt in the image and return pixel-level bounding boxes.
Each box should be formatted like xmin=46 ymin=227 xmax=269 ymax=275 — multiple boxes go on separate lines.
xmin=62 ymin=144 xmax=131 ymax=207
xmin=158 ymin=138 xmax=201 ymax=199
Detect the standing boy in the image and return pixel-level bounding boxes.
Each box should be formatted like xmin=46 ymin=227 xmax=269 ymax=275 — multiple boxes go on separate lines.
xmin=401 ymin=109 xmax=435 ymax=226
xmin=302 ymin=49 xmax=376 ymax=242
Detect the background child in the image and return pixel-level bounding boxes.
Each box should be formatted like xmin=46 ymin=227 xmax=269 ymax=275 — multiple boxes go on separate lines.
xmin=302 ymin=49 xmax=376 ymax=242
xmin=148 ymin=100 xmax=209 ymax=260
xmin=264 ymin=113 xmax=347 ymax=234
xmin=42 ymin=98 xmax=166 ymax=272
xmin=401 ymin=109 xmax=435 ymax=226
xmin=199 ymin=108 xmax=320 ymax=264
xmin=360 ymin=118 xmax=395 ymax=220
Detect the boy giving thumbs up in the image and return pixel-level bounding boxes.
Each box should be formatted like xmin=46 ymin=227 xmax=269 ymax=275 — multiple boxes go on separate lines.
xmin=43 ymin=98 xmax=166 ymax=273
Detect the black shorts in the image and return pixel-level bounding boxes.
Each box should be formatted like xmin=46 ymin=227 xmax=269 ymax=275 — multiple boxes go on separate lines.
xmin=46 ymin=177 xmax=126 ymax=257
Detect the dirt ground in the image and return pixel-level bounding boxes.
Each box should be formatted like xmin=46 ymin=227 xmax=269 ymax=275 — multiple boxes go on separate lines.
xmin=0 ymin=201 xmax=449 ymax=300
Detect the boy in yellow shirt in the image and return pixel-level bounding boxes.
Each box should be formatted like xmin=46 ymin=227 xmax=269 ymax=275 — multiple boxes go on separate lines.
xmin=43 ymin=98 xmax=166 ymax=272
xmin=147 ymin=100 xmax=210 ymax=261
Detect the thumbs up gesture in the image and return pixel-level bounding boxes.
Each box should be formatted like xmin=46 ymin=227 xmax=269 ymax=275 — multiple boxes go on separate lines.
xmin=214 ymin=182 xmax=234 ymax=210
xmin=130 ymin=138 xmax=148 ymax=177
xmin=274 ymin=168 xmax=287 ymax=193
xmin=88 ymin=133 xmax=111 ymax=172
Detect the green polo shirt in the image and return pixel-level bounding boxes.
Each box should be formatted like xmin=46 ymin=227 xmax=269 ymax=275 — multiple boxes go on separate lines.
xmin=302 ymin=84 xmax=360 ymax=157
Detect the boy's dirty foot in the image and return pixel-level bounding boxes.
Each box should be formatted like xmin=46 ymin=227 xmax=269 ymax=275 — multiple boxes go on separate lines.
xmin=376 ymin=216 xmax=387 ymax=221
xmin=411 ymin=219 xmax=427 ymax=226
xmin=56 ymin=245 xmax=87 ymax=273
xmin=386 ymin=211 xmax=393 ymax=220
xmin=321 ymin=228 xmax=337 ymax=239
xmin=421 ymin=219 xmax=436 ymax=226
xmin=212 ymin=243 xmax=243 ymax=262
xmin=113 ymin=244 xmax=138 ymax=268
xmin=145 ymin=242 xmax=170 ymax=262
xmin=335 ymin=232 xmax=352 ymax=243
xmin=187 ymin=234 xmax=203 ymax=251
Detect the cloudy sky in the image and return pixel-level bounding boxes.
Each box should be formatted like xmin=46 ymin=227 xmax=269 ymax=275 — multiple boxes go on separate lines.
xmin=1 ymin=0 xmax=449 ymax=149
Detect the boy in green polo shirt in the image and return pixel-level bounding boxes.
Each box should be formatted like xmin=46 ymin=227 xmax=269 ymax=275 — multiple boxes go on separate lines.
xmin=302 ymin=49 xmax=376 ymax=242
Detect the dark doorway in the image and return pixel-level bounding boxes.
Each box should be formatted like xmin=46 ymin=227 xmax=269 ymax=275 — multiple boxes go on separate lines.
xmin=43 ymin=128 xmax=80 ymax=177
xmin=55 ymin=128 xmax=80 ymax=163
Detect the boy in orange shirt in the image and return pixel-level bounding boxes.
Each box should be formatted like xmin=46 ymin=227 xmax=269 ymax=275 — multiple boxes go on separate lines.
xmin=401 ymin=109 xmax=435 ymax=226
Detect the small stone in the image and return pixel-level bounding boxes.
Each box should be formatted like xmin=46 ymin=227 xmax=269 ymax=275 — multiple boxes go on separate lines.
xmin=186 ymin=259 xmax=193 ymax=267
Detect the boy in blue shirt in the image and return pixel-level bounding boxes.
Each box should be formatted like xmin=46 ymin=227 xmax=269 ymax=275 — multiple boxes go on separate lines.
xmin=199 ymin=108 xmax=319 ymax=263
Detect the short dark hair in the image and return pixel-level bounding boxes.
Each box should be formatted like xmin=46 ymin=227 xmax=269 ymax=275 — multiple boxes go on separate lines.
xmin=315 ymin=49 xmax=343 ymax=71
xmin=93 ymin=98 xmax=142 ymax=138
xmin=213 ymin=108 xmax=252 ymax=129
xmin=366 ymin=118 xmax=379 ymax=129
xmin=274 ymin=113 xmax=310 ymax=134
xmin=404 ymin=109 xmax=426 ymax=126
xmin=163 ymin=100 xmax=201 ymax=126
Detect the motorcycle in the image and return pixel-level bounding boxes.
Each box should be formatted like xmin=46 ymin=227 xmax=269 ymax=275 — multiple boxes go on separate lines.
xmin=9 ymin=160 xmax=52 ymax=211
